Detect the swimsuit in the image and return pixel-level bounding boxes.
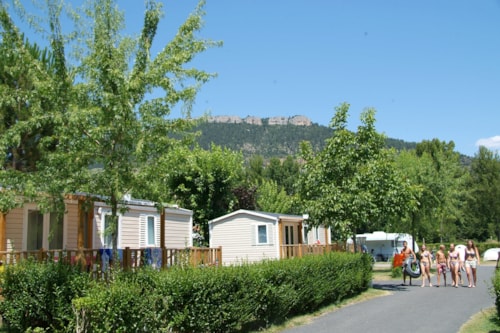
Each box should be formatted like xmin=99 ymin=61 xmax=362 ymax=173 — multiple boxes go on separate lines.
xmin=465 ymin=248 xmax=477 ymax=268
xmin=449 ymin=252 xmax=459 ymax=267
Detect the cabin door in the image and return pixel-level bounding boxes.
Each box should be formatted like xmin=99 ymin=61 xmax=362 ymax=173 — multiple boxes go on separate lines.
xmin=282 ymin=222 xmax=299 ymax=258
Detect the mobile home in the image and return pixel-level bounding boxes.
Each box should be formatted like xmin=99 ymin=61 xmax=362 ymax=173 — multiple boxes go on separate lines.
xmin=356 ymin=231 xmax=419 ymax=261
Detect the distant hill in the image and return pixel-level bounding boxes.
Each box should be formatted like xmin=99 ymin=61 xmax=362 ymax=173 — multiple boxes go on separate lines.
xmin=193 ymin=116 xmax=418 ymax=159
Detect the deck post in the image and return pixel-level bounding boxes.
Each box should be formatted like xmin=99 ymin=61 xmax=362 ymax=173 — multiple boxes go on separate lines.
xmin=0 ymin=212 xmax=6 ymax=252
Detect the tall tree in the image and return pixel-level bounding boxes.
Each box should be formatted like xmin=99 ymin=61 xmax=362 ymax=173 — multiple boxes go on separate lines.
xmin=465 ymin=146 xmax=500 ymax=241
xmin=296 ymin=103 xmax=417 ymax=244
xmin=0 ymin=3 xmax=70 ymax=237
xmin=156 ymin=145 xmax=244 ymax=242
xmin=3 ymin=0 xmax=220 ymax=250
xmin=412 ymin=139 xmax=467 ymax=243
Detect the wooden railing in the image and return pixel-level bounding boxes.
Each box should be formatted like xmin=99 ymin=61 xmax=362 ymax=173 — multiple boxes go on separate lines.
xmin=279 ymin=243 xmax=346 ymax=259
xmin=0 ymin=246 xmax=222 ymax=274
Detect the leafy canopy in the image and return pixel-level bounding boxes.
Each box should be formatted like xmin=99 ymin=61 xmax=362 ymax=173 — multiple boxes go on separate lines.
xmin=297 ymin=103 xmax=417 ymax=239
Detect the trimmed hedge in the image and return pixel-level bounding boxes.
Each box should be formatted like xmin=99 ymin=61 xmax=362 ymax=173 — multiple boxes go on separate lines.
xmin=1 ymin=252 xmax=372 ymax=333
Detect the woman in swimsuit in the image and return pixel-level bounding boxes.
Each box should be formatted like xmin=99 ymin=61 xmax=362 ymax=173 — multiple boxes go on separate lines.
xmin=464 ymin=239 xmax=480 ymax=288
xmin=420 ymin=244 xmax=432 ymax=287
xmin=448 ymin=243 xmax=460 ymax=288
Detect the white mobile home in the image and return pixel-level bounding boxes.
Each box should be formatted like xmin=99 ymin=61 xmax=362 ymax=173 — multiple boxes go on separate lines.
xmin=356 ymin=231 xmax=419 ymax=261
xmin=209 ymin=210 xmax=331 ymax=265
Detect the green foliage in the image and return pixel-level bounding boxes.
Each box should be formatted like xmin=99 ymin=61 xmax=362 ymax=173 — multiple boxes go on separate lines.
xmin=154 ymin=144 xmax=244 ymax=241
xmin=391 ymin=266 xmax=403 ymax=278
xmin=0 ymin=260 xmax=91 ymax=333
xmin=70 ymin=252 xmax=370 ymax=333
xmin=494 ymin=268 xmax=500 ymax=318
xmin=1 ymin=0 xmax=220 ymax=248
xmin=296 ymin=103 xmax=417 ymax=240
xmin=465 ymin=147 xmax=500 ymax=241
xmin=256 ymin=180 xmax=294 ymax=214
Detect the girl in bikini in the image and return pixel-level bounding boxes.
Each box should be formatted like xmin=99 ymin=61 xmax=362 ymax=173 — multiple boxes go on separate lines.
xmin=464 ymin=239 xmax=480 ymax=288
xmin=448 ymin=243 xmax=460 ymax=288
xmin=420 ymin=244 xmax=432 ymax=287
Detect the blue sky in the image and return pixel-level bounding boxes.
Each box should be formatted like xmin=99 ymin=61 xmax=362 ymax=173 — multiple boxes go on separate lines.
xmin=151 ymin=0 xmax=500 ymax=157
xmin=9 ymin=1 xmax=500 ymax=157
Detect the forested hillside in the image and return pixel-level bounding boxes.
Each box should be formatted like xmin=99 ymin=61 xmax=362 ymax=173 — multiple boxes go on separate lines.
xmin=193 ymin=122 xmax=417 ymax=159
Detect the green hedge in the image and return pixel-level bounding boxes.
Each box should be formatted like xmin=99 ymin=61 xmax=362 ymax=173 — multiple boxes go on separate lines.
xmin=494 ymin=268 xmax=500 ymax=318
xmin=0 ymin=259 xmax=91 ymax=332
xmin=1 ymin=252 xmax=372 ymax=333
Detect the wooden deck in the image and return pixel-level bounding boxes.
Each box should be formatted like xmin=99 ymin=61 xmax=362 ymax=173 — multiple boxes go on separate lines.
xmin=0 ymin=246 xmax=222 ymax=275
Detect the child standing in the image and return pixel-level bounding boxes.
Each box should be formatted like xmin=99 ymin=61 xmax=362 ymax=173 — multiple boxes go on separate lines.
xmin=435 ymin=244 xmax=448 ymax=287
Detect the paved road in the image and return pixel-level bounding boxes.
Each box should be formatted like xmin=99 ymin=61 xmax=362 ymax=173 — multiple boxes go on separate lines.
xmin=284 ymin=265 xmax=496 ymax=333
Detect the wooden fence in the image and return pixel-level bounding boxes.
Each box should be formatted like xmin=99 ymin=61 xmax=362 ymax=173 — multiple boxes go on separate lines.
xmin=0 ymin=247 xmax=222 ymax=276
xmin=279 ymin=242 xmax=346 ymax=259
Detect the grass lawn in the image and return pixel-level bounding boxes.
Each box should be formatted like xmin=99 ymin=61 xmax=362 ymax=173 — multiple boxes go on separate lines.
xmin=459 ymin=307 xmax=500 ymax=333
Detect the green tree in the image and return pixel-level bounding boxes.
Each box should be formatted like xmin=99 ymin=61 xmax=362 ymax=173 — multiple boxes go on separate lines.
xmin=296 ymin=103 xmax=417 ymax=245
xmin=256 ymin=180 xmax=294 ymax=213
xmin=2 ymin=0 xmax=221 ymax=250
xmin=393 ymin=150 xmax=437 ymax=243
xmin=465 ymin=146 xmax=500 ymax=241
xmin=0 ymin=3 xmax=71 ymax=226
xmin=158 ymin=145 xmax=244 ymax=242
xmin=263 ymin=156 xmax=300 ymax=195
xmin=412 ymin=139 xmax=467 ymax=243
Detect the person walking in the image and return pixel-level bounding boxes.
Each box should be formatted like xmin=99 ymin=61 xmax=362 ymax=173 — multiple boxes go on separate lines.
xmin=401 ymin=240 xmax=416 ymax=286
xmin=464 ymin=240 xmax=480 ymax=288
xmin=435 ymin=244 xmax=448 ymax=287
xmin=420 ymin=244 xmax=432 ymax=287
xmin=448 ymin=243 xmax=460 ymax=288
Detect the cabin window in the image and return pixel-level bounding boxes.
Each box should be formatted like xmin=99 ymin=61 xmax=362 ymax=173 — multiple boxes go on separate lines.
xmin=257 ymin=225 xmax=268 ymax=244
xmin=49 ymin=213 xmax=64 ymax=250
xmin=26 ymin=209 xmax=64 ymax=251
xmin=27 ymin=210 xmax=44 ymax=251
xmin=147 ymin=216 xmax=156 ymax=246
xmin=102 ymin=214 xmax=115 ymax=248
xmin=140 ymin=214 xmax=159 ymax=248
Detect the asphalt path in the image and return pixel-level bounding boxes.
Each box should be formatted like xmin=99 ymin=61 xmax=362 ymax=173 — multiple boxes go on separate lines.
xmin=284 ymin=265 xmax=496 ymax=333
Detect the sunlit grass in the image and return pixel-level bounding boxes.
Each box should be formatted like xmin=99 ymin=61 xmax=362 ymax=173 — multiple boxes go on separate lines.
xmin=459 ymin=307 xmax=500 ymax=333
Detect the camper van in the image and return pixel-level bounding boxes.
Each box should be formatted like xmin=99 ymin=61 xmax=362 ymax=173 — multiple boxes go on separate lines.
xmin=356 ymin=231 xmax=419 ymax=262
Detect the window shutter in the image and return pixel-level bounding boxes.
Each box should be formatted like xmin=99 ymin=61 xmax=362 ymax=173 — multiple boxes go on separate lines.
xmin=267 ymin=224 xmax=273 ymax=245
xmin=250 ymin=224 xmax=256 ymax=246
xmin=155 ymin=215 xmax=161 ymax=247
xmin=139 ymin=215 xmax=146 ymax=248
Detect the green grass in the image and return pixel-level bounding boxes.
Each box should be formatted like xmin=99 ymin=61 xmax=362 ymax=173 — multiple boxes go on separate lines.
xmin=459 ymin=307 xmax=500 ymax=333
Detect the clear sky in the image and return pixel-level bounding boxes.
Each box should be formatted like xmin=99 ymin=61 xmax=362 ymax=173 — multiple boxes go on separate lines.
xmin=9 ymin=1 xmax=500 ymax=157
xmin=150 ymin=0 xmax=500 ymax=157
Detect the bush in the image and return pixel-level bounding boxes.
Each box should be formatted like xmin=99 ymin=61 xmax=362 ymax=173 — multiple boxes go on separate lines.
xmin=73 ymin=252 xmax=372 ymax=332
xmin=0 ymin=259 xmax=91 ymax=332
xmin=494 ymin=268 xmax=500 ymax=318
xmin=2 ymin=252 xmax=372 ymax=332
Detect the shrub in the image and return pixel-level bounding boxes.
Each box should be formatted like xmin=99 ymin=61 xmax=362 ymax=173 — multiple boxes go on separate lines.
xmin=0 ymin=259 xmax=91 ymax=332
xmin=494 ymin=268 xmax=500 ymax=318
xmin=3 ymin=252 xmax=372 ymax=332
xmin=73 ymin=252 xmax=371 ymax=332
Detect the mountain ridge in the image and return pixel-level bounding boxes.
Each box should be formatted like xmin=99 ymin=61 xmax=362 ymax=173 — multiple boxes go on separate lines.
xmin=193 ymin=120 xmax=418 ymax=160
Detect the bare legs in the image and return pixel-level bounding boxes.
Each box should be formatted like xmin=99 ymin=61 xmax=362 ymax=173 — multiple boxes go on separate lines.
xmin=465 ymin=264 xmax=477 ymax=288
xmin=421 ymin=262 xmax=432 ymax=287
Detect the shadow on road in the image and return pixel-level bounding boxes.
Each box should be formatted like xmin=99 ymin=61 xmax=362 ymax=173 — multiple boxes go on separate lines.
xmin=371 ymin=282 xmax=415 ymax=291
